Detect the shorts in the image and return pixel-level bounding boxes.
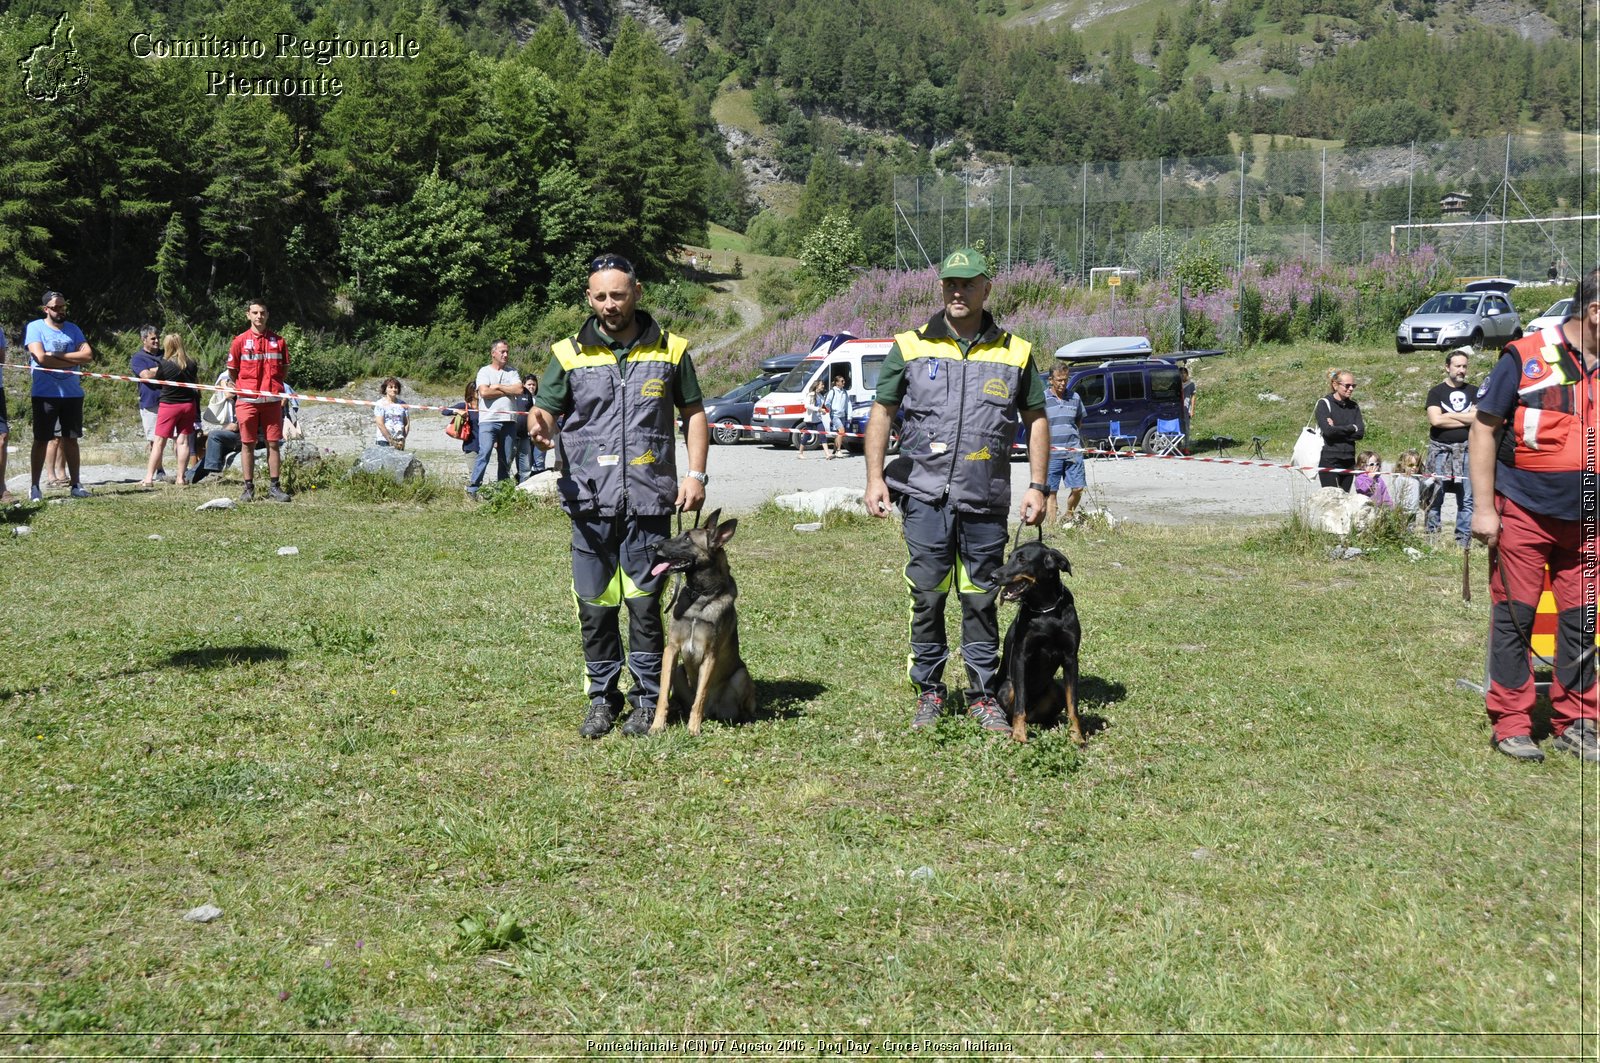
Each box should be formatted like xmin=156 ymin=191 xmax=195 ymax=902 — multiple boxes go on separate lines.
xmin=1047 ymin=454 xmax=1086 ymax=492
xmin=155 ymin=401 xmax=197 ymax=439
xmin=0 ymin=389 xmax=9 ymax=436
xmin=32 ymin=396 xmax=83 ymax=440
xmin=140 ymin=407 xmax=158 ymax=440
xmin=237 ymin=401 xmax=283 ymax=444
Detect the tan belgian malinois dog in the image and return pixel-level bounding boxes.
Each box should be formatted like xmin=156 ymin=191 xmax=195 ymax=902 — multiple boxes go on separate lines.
xmin=647 ymin=510 xmax=755 ymax=735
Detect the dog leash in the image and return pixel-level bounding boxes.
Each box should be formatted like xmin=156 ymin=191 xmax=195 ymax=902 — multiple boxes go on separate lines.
xmin=1010 ymin=520 xmax=1044 ymax=554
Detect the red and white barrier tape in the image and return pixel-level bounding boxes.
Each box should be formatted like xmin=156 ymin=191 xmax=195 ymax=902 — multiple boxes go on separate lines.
xmin=4 ymin=362 xmax=453 ymax=415
xmin=740 ymin=419 xmax=1463 ymax=482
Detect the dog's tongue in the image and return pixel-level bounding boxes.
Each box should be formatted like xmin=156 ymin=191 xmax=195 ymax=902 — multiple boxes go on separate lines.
xmin=650 ymin=561 xmax=672 ymax=577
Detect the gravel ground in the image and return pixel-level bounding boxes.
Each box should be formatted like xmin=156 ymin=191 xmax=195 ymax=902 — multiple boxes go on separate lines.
xmin=5 ymin=381 xmax=1327 ymax=525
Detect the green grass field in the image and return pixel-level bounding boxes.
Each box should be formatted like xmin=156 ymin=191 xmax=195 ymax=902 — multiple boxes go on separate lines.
xmin=0 ymin=483 xmax=1591 ymax=1056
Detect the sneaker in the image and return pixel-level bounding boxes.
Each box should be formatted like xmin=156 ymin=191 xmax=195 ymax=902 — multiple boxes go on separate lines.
xmin=1494 ymin=734 xmax=1545 ymax=763
xmin=240 ymin=482 xmax=255 ymax=502
xmin=578 ymin=697 xmax=618 ymax=739
xmin=1551 ymin=719 xmax=1600 ymax=763
xmin=910 ymin=689 xmax=944 ymax=730
xmin=968 ymin=695 xmax=1010 ymax=734
xmin=28 ymin=485 xmax=42 ymax=503
xmin=68 ymin=485 xmax=90 ymax=499
xmin=266 ymin=484 xmax=291 ymax=503
xmin=620 ymin=701 xmax=655 ymax=736
xmin=190 ymin=466 xmax=211 ymax=484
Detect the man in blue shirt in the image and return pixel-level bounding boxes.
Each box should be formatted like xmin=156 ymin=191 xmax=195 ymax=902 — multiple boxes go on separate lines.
xmin=24 ymin=291 xmax=93 ymax=500
xmin=1044 ymin=365 xmax=1087 ymax=524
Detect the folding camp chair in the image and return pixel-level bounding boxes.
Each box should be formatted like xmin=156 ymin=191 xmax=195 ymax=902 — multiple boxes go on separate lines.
xmin=1106 ymin=420 xmax=1136 ymax=457
xmin=1149 ymin=417 xmax=1185 ymax=456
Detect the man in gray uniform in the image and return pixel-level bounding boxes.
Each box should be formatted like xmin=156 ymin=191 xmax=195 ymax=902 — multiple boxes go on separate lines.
xmin=863 ymin=249 xmax=1049 ymax=732
xmin=530 ymin=254 xmax=709 ymax=738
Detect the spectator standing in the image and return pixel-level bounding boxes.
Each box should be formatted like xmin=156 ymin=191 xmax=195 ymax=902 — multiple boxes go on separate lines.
xmin=191 ymin=367 xmax=240 ymax=484
xmin=1424 ymin=347 xmax=1477 ymax=547
xmin=25 ymin=291 xmax=93 ymax=501
xmin=226 ymin=299 xmax=291 ymax=502
xmin=137 ymin=332 xmax=199 ymax=487
xmin=1313 ymin=369 xmax=1364 ymax=490
xmin=373 ymin=377 xmax=409 ymax=449
xmin=131 ymin=325 xmax=167 ymax=481
xmin=529 ymin=253 xmax=709 ymax=739
xmin=823 ymin=372 xmax=851 ymax=459
xmin=1043 ymin=365 xmax=1087 ymax=525
xmin=0 ymin=325 xmax=11 ymax=503
xmin=863 ymin=248 xmax=1049 ymax=732
xmin=512 ymin=371 xmax=545 ymax=479
xmin=468 ymin=340 xmax=521 ymax=498
xmin=797 ymin=378 xmax=826 ymax=458
xmin=1470 ymin=268 xmax=1600 ymax=763
xmin=1180 ymin=364 xmax=1196 ymax=438
xmin=442 ymin=381 xmax=479 ymax=479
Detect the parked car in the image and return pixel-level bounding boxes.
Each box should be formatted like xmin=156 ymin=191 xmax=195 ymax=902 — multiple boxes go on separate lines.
xmin=1396 ymin=289 xmax=1520 ymax=352
xmin=693 ymin=376 xmax=778 ymax=445
xmin=1526 ymin=298 xmax=1572 ymax=334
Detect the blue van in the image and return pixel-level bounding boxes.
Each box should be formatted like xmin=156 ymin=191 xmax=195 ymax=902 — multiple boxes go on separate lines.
xmin=1032 ymin=337 xmax=1202 ymax=453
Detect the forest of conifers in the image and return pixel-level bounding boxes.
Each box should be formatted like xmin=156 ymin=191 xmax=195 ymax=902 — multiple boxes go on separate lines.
xmin=0 ymin=0 xmax=1585 ymax=337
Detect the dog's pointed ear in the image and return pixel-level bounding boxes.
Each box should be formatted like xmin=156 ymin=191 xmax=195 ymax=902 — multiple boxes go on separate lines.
xmin=713 ymin=517 xmax=738 ymax=547
xmin=702 ymin=508 xmax=722 ymax=531
xmin=1049 ymin=547 xmax=1073 ymax=575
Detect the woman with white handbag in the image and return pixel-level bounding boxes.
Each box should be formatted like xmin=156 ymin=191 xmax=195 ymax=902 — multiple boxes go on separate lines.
xmin=1311 ymin=369 xmax=1365 ymax=490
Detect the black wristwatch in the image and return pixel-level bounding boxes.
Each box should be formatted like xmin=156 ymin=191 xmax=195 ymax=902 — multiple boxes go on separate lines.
xmin=1027 ymin=481 xmax=1048 ymax=493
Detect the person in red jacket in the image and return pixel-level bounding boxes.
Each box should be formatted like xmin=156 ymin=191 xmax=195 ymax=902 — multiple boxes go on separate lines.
xmin=1470 ymin=268 xmax=1599 ymax=763
xmin=226 ymin=299 xmax=291 ymax=502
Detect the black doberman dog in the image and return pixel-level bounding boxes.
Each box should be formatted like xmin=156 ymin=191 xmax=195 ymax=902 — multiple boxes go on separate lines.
xmin=993 ymin=540 xmax=1083 ymax=745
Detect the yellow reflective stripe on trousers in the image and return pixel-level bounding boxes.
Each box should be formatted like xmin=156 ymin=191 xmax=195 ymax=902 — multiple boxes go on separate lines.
xmin=573 ymin=568 xmax=653 ymax=608
xmin=955 ymin=559 xmax=983 ymax=595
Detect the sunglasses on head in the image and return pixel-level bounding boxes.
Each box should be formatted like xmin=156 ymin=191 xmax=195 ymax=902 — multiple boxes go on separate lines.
xmin=589 ymin=254 xmax=635 ymax=276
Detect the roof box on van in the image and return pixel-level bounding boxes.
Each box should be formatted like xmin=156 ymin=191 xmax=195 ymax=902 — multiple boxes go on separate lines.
xmin=760 ymin=352 xmax=808 ymax=374
xmin=1052 ymin=336 xmax=1153 ymax=361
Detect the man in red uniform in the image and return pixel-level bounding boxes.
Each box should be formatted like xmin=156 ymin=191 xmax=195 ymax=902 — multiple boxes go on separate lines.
xmin=1470 ymin=268 xmax=1599 ymax=762
xmin=226 ymin=299 xmax=291 ymax=502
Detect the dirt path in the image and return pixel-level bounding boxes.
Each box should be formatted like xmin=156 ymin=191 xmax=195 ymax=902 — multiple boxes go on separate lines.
xmin=696 ymin=276 xmax=764 ymax=357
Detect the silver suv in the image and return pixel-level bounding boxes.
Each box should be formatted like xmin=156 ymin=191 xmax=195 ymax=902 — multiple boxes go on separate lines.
xmin=1396 ymin=287 xmax=1520 ymax=353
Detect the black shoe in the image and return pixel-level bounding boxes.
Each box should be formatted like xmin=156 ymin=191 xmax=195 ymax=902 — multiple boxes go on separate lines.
xmin=910 ymin=689 xmax=944 ymax=730
xmin=1494 ymin=734 xmax=1545 ymax=763
xmin=620 ymin=701 xmax=655 ymax=736
xmin=578 ymin=697 xmax=617 ymax=739
xmin=190 ymin=466 xmax=211 ymax=484
xmin=1551 ymin=719 xmax=1599 ymax=763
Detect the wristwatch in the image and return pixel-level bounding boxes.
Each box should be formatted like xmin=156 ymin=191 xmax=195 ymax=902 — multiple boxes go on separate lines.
xmin=1027 ymin=481 xmax=1048 ymax=493
xmin=687 ymin=470 xmax=709 ymax=485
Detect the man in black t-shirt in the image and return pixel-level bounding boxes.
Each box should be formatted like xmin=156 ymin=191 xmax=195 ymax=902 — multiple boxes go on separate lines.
xmin=1424 ymin=347 xmax=1476 ymax=547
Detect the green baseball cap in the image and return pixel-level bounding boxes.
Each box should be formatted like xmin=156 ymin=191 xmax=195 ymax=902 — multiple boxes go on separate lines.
xmin=938 ymin=248 xmax=989 ymax=279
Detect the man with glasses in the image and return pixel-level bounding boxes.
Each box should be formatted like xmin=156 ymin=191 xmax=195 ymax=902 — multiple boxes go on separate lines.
xmin=1470 ymin=268 xmax=1600 ymax=763
xmin=1423 ymin=347 xmax=1477 ymax=547
xmin=24 ymin=291 xmax=93 ymax=500
xmin=1313 ymin=370 xmax=1365 ymax=491
xmin=529 ymin=253 xmax=709 ymax=739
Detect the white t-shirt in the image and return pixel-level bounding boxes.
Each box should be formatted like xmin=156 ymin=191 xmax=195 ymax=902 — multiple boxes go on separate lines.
xmin=374 ymin=398 xmax=409 ymax=443
xmin=475 ymin=364 xmax=521 ymax=422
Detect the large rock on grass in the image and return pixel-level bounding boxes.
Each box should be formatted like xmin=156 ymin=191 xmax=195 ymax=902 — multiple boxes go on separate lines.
xmin=352 ymin=445 xmax=424 ymax=483
xmin=1300 ymin=486 xmax=1374 ymax=535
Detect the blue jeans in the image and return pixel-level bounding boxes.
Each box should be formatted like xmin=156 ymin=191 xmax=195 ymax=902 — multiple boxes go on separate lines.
xmin=1425 ymin=447 xmax=1473 ymax=543
xmin=469 ymin=420 xmax=515 ymax=490
xmin=515 ymin=434 xmax=546 ymax=480
xmin=202 ymin=428 xmax=241 ymax=473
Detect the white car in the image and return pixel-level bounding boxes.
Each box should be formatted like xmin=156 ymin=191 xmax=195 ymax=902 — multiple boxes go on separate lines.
xmin=1525 ymin=298 xmax=1572 ymax=334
